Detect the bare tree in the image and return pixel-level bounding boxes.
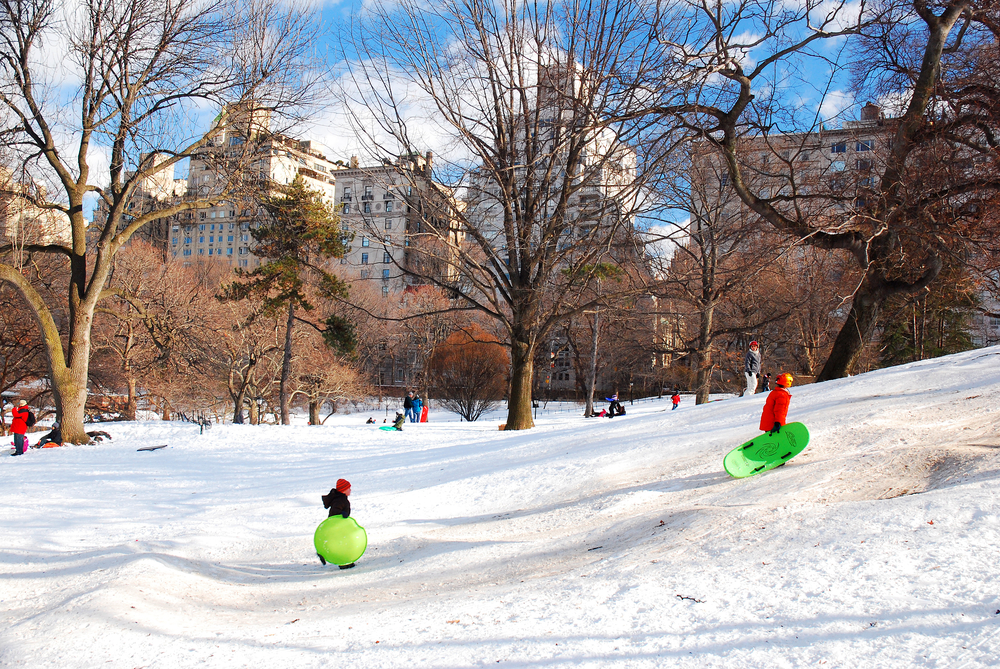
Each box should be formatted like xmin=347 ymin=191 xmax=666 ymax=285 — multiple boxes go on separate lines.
xmin=645 ymin=0 xmax=1000 ymax=380
xmin=427 ymin=325 xmax=509 ymax=422
xmin=0 ymin=0 xmax=321 ymax=442
xmin=342 ymin=0 xmax=670 ymax=429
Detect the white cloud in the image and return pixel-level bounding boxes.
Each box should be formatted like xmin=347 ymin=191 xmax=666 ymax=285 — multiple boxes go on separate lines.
xmin=818 ymin=89 xmax=855 ymax=125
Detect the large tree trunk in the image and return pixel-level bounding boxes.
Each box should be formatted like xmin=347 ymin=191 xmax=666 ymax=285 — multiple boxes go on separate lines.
xmin=584 ymin=310 xmax=599 ymax=417
xmin=506 ymin=338 xmax=535 ymax=430
xmin=309 ymin=399 xmax=320 ymax=425
xmin=279 ymin=301 xmax=295 ymax=425
xmin=231 ymin=384 xmax=247 ymax=424
xmin=125 ymin=377 xmax=138 ymax=421
xmin=694 ymin=304 xmax=715 ymax=405
xmin=817 ymin=286 xmax=883 ymax=381
xmin=51 ymin=366 xmax=90 ymax=444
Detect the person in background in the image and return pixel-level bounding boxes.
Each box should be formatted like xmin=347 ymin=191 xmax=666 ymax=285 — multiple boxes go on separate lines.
xmin=403 ymin=391 xmax=416 ymax=422
xmin=393 ymin=411 xmax=405 ymax=431
xmin=743 ymin=341 xmax=761 ymax=397
xmin=35 ymin=422 xmax=61 ymax=448
xmin=761 ymin=373 xmax=771 ymax=392
xmin=671 ymin=391 xmax=681 ymax=411
xmin=8 ymin=399 xmax=29 ymax=456
xmin=411 ymin=392 xmax=423 ymax=423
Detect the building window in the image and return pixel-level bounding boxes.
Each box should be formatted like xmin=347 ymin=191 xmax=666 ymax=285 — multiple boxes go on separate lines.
xmin=184 ymin=237 xmax=191 ymax=244
xmin=171 ymin=238 xmax=178 ymax=245
xmin=382 ymin=286 xmax=389 ymax=298
xmin=198 ymin=249 xmax=204 ymax=255
xmin=361 ymin=253 xmax=369 ymax=264
xmin=239 ymin=259 xmax=248 ymax=267
xmin=831 ymin=142 xmax=846 ymax=154
xmin=183 ymin=249 xmax=191 ymax=256
xmin=342 ymin=203 xmax=350 ymax=214
xmin=382 ymin=269 xmax=390 ymax=279
xmin=227 ymin=248 xmax=233 ymax=255
xmin=363 ymin=202 xmax=371 ymax=214
xmin=238 ymin=247 xmax=246 ymax=255
xmin=856 ymin=140 xmax=873 ymax=152
xmin=199 ymin=224 xmax=205 ymax=230
xmin=199 ymin=236 xmax=204 ymax=243
xmin=209 ymin=236 xmax=214 ymax=243
xmin=385 ymin=201 xmax=393 ymax=212
xmin=831 ymin=161 xmax=846 ymax=172
xmin=385 ymin=219 xmax=392 ymax=230
xmin=361 ymin=237 xmax=370 ymax=247
xmin=856 ymin=159 xmax=872 ymax=171
xmin=364 ymin=185 xmax=373 ymax=200
xmin=383 ymin=252 xmax=391 ymax=263
xmin=210 ymin=211 xmax=216 ymax=219
xmin=241 ymin=234 xmax=249 ymax=242
xmin=228 ymin=235 xmax=234 ymax=242
xmin=361 ymin=269 xmax=370 ymax=279
xmin=208 ymin=248 xmax=213 ymax=255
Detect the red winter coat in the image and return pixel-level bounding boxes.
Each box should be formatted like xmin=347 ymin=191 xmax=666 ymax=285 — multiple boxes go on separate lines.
xmin=10 ymin=406 xmax=29 ymax=435
xmin=759 ymin=388 xmax=791 ymax=432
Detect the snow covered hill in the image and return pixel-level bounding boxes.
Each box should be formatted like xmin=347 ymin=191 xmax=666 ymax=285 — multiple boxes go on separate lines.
xmin=2 ymin=347 xmax=999 ymax=668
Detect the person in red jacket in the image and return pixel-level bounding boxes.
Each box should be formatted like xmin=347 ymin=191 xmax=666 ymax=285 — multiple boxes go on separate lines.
xmin=9 ymin=399 xmax=30 ymax=456
xmin=759 ymin=373 xmax=793 ymax=435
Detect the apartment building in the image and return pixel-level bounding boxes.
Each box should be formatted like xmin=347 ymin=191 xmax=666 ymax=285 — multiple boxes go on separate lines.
xmin=169 ymin=107 xmax=342 ymax=267
xmin=0 ymin=168 xmax=72 ymax=249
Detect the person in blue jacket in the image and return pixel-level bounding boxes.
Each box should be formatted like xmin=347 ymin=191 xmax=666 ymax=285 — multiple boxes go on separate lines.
xmin=411 ymin=392 xmax=423 ymax=422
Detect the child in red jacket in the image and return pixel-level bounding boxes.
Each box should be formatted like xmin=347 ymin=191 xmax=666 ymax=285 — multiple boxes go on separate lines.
xmin=671 ymin=392 xmax=681 ymax=411
xmin=759 ymin=373 xmax=793 ymax=434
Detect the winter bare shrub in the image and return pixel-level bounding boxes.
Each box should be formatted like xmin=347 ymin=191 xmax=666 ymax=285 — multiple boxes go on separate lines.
xmin=428 ymin=325 xmax=509 ymax=422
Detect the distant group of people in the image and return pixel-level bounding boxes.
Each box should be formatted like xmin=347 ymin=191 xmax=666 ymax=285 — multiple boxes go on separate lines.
xmin=742 ymin=341 xmax=775 ymax=397
xmin=2 ymin=397 xmax=66 ymax=455
xmin=403 ymin=390 xmax=423 ymax=423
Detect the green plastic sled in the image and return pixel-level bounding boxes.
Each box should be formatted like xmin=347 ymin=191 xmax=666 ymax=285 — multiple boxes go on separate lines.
xmin=314 ymin=516 xmax=368 ymax=566
xmin=724 ymin=422 xmax=810 ymax=478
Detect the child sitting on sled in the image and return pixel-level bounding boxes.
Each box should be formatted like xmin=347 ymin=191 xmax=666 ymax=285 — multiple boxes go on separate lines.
xmin=392 ymin=411 xmax=405 ymax=431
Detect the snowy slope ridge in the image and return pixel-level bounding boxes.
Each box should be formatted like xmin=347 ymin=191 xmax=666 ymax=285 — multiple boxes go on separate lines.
xmin=2 ymin=348 xmax=999 ymax=668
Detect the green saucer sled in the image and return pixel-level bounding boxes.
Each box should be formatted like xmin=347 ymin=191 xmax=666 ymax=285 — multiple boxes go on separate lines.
xmin=724 ymin=422 xmax=810 ymax=478
xmin=314 ymin=516 xmax=368 ymax=566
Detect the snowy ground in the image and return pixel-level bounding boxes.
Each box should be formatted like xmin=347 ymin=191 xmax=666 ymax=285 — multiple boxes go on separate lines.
xmin=2 ymin=349 xmax=999 ymax=668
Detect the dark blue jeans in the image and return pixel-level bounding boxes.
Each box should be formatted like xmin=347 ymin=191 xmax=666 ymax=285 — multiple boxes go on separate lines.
xmin=13 ymin=433 xmax=25 ymax=456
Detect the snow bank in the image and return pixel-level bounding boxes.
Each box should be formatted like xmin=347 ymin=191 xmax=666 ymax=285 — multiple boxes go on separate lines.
xmin=2 ymin=348 xmax=999 ymax=667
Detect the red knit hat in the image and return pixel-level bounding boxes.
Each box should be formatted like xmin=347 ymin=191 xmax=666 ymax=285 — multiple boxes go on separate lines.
xmin=336 ymin=478 xmax=351 ymax=493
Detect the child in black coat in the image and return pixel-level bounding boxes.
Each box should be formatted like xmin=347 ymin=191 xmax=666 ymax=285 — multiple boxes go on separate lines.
xmin=322 ymin=479 xmax=352 ymax=518
xmin=319 ymin=479 xmax=355 ymax=569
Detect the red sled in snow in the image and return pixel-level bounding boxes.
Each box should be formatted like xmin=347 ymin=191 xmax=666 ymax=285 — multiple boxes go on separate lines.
xmin=420 ymin=406 xmax=428 ymax=422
